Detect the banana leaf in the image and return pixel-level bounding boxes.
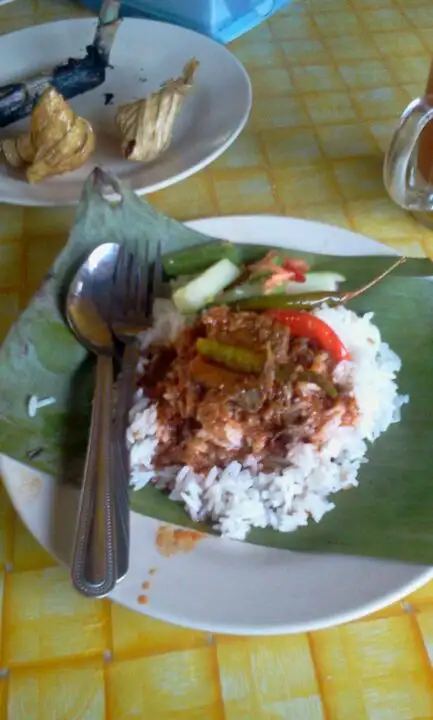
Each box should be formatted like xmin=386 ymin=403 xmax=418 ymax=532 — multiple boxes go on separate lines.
xmin=1 ymin=167 xmax=433 ymax=564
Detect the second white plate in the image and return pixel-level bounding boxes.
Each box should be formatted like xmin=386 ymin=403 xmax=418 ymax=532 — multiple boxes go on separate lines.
xmin=0 ymin=18 xmax=252 ymax=206
xmin=1 ymin=215 xmax=432 ymax=635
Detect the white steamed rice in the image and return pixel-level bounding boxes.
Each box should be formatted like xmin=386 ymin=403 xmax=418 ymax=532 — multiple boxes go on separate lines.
xmin=127 ymin=301 xmax=408 ymax=540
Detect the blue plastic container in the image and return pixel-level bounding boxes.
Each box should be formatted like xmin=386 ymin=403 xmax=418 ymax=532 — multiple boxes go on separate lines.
xmin=81 ymin=0 xmax=292 ymax=43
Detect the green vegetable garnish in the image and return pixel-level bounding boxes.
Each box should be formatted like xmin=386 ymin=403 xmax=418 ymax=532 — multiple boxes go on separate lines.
xmin=196 ymin=338 xmax=265 ymax=374
xmin=196 ymin=338 xmax=337 ymax=397
xmin=173 ymin=259 xmax=240 ymax=313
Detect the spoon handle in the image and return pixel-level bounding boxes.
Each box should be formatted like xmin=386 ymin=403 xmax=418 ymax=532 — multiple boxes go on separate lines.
xmin=71 ymin=354 xmax=117 ymax=597
xmin=112 ymin=344 xmax=139 ymax=579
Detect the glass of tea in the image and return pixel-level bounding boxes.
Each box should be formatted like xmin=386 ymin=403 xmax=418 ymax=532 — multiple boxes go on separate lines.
xmin=384 ymin=89 xmax=433 ymax=229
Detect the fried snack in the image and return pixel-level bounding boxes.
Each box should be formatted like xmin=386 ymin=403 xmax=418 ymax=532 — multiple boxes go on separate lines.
xmin=116 ymin=58 xmax=199 ymax=164
xmin=0 ymin=86 xmax=95 ymax=183
xmin=0 ymin=134 xmax=34 ymax=168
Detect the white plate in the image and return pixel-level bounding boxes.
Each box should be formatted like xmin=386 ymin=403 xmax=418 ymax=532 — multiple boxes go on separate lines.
xmin=1 ymin=215 xmax=432 ymax=634
xmin=0 ymin=18 xmax=251 ymax=206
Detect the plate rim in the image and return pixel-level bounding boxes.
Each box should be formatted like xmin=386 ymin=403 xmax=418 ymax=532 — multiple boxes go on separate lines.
xmin=0 ymin=17 xmax=252 ymax=207
xmin=2 ymin=214 xmax=432 ymax=635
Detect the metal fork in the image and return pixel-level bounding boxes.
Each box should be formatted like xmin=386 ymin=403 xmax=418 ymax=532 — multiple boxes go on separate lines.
xmin=111 ymin=239 xmax=162 ymax=574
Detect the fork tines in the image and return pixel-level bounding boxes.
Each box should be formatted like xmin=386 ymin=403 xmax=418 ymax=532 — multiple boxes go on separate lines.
xmin=113 ymin=239 xmax=163 ymax=324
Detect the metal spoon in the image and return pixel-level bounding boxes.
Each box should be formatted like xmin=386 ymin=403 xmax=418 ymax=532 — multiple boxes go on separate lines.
xmin=66 ymin=242 xmax=126 ymax=597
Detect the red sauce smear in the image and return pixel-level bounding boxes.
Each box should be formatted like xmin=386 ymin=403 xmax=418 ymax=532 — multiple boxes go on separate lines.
xmin=155 ymin=525 xmax=205 ymax=558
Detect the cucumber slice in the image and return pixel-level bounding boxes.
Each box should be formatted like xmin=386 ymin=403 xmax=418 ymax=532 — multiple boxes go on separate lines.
xmin=172 ymin=259 xmax=241 ymax=313
xmin=285 ymin=272 xmax=345 ymax=294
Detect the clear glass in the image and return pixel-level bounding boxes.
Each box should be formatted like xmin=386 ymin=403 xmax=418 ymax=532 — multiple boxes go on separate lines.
xmin=384 ymin=95 xmax=433 ymax=228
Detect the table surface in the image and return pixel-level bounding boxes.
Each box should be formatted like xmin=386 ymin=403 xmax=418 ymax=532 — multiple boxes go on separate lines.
xmin=1 ymin=0 xmax=433 ymax=718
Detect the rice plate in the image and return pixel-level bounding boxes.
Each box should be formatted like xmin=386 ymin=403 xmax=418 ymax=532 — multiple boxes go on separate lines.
xmin=128 ymin=301 xmax=408 ymax=541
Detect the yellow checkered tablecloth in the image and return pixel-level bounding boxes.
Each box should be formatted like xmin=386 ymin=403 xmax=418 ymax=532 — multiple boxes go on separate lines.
xmin=1 ymin=0 xmax=433 ymax=717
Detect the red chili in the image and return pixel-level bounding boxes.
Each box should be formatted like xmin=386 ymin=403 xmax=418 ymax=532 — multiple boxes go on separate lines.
xmin=282 ymin=258 xmax=308 ymax=283
xmin=267 ymin=310 xmax=350 ymax=363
